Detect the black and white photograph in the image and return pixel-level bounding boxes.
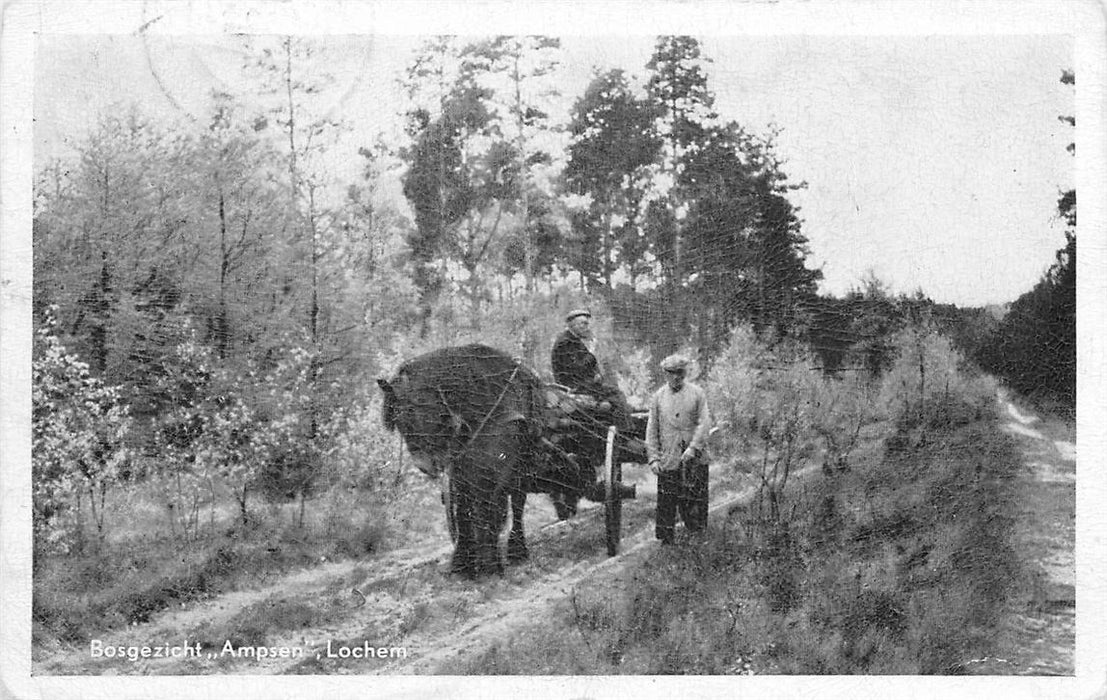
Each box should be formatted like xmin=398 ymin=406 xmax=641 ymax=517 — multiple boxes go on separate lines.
xmin=2 ymin=1 xmax=1104 ymax=698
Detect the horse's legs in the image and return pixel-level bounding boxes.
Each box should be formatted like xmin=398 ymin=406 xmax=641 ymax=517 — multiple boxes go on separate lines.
xmin=507 ymin=490 xmax=528 ymax=563
xmin=561 ymin=492 xmax=580 ymax=517
xmin=551 ymin=492 xmax=577 ymax=520
xmin=449 ymin=469 xmax=476 ymax=576
xmin=472 ymin=467 xmax=506 ymax=577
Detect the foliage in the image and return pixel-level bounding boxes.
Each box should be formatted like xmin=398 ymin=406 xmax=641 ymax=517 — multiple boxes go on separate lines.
xmin=706 ymin=325 xmax=877 ymax=521
xmin=640 ymin=34 xmax=718 ymax=346
xmin=839 ymin=274 xmax=903 ymax=376
xmin=253 ymin=345 xmax=325 ymax=503
xmin=32 ymin=308 xmax=133 ymax=553
xmin=879 ymin=324 xmax=960 ymax=417
xmin=646 ymin=35 xmax=718 ymax=167
xmin=319 ymin=393 xmax=402 ymax=493
xmin=613 ymin=345 xmax=654 ymax=407
xmin=399 ymin=36 xmax=570 ymax=324
xmin=681 ymin=123 xmax=822 ymax=348
xmin=879 ymin=322 xmax=995 ymax=450
xmin=565 ymin=68 xmax=660 ymax=289
xmin=449 ymin=367 xmax=1025 ymax=676
xmin=464 ymin=35 xmax=566 ymax=288
xmin=704 ymin=325 xmax=762 ymax=452
xmin=749 ymin=349 xmax=824 ymax=521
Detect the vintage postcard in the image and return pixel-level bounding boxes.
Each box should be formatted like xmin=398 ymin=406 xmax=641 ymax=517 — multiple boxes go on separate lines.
xmin=2 ymin=0 xmax=1104 ymax=698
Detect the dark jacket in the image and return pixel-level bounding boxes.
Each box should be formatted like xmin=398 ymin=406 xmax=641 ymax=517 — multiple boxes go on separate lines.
xmin=551 ymin=330 xmax=601 ymax=393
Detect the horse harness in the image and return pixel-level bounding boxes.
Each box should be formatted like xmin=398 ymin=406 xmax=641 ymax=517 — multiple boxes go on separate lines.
xmin=435 ymin=363 xmax=525 ymax=454
xmin=429 ymin=364 xmax=589 ymax=482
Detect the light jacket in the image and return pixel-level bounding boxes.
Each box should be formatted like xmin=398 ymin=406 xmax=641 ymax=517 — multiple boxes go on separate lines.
xmin=645 ymin=382 xmax=712 ymax=472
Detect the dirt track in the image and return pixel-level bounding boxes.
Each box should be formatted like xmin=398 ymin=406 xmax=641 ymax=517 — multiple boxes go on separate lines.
xmin=36 ymin=459 xmax=783 ymax=676
xmin=977 ymin=389 xmax=1076 ymax=675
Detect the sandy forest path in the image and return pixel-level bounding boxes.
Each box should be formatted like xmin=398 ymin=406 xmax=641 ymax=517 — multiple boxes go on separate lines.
xmin=37 ymin=456 xmax=783 ymax=676
xmin=983 ymin=389 xmax=1076 ymax=675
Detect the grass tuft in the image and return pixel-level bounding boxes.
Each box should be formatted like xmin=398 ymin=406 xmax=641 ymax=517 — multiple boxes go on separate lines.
xmin=33 ymin=489 xmax=395 ymax=650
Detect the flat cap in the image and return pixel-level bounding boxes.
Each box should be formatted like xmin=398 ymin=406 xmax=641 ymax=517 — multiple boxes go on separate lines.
xmin=565 ymin=308 xmax=592 ymax=323
xmin=660 ymin=353 xmax=689 ymax=372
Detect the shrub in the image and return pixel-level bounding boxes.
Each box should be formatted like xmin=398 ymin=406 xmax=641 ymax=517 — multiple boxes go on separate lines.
xmin=879 ymin=324 xmax=993 ymax=424
xmin=614 ymin=345 xmax=654 ymax=407
xmin=151 ymin=336 xmax=267 ymax=531
xmin=878 ymin=324 xmax=996 ymax=452
xmin=708 ymin=329 xmax=837 ymax=520
xmin=319 ymin=393 xmax=401 ymax=493
xmin=810 ymin=373 xmax=880 ymax=473
xmin=705 ymin=324 xmax=776 ymax=464
xmin=32 ymin=307 xmax=133 ymax=554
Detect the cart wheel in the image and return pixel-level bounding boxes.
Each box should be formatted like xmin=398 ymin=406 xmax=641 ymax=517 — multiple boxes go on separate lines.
xmin=604 ymin=425 xmax=622 ymax=556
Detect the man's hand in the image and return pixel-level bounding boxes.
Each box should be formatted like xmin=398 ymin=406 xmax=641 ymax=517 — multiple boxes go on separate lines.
xmin=649 ymin=460 xmax=660 ymax=475
xmin=681 ymin=447 xmax=698 ymax=464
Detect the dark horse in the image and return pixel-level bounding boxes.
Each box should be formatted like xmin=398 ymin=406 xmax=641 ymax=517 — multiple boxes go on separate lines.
xmin=378 ymin=345 xmax=559 ymax=577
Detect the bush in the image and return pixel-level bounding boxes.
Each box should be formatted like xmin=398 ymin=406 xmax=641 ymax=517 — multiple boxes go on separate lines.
xmin=319 ymin=393 xmax=401 ymax=493
xmin=708 ymin=328 xmax=866 ymax=519
xmin=33 ymin=307 xmax=133 ymax=554
xmin=433 ymin=320 xmax=1026 ymax=676
xmin=705 ymin=325 xmax=763 ymax=454
xmin=614 ymin=345 xmax=654 ymax=407
xmin=878 ymin=324 xmax=994 ymax=426
xmin=878 ymin=323 xmax=996 ymax=452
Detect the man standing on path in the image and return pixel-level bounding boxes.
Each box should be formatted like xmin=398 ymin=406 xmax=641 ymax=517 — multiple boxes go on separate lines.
xmin=646 ymin=353 xmax=712 ymax=545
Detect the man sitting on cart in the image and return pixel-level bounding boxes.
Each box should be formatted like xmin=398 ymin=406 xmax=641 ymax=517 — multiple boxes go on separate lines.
xmin=551 ymin=308 xmax=632 ymax=433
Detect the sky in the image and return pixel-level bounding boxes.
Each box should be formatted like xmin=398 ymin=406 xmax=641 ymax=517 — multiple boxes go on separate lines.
xmin=33 ymin=32 xmax=1074 ymax=307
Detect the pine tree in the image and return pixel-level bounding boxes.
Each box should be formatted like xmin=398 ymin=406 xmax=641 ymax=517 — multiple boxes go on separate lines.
xmin=565 ymin=68 xmax=660 ymax=290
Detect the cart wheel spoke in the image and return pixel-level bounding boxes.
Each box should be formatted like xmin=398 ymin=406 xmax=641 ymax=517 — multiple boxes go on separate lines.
xmin=604 ymin=425 xmax=622 ymax=556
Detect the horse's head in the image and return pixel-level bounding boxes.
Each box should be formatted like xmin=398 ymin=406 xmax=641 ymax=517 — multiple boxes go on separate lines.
xmin=377 ymin=371 xmax=462 ymax=477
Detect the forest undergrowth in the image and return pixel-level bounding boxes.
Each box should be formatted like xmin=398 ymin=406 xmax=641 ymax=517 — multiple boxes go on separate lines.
xmin=449 ymin=327 xmax=1032 ymax=675
xmin=31 ymin=477 xmax=442 ymax=655
xmin=452 ymin=400 xmax=1027 ymax=675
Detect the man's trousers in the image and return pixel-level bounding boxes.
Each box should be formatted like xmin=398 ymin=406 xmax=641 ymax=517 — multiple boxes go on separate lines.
xmin=655 ymin=458 xmax=708 ymax=543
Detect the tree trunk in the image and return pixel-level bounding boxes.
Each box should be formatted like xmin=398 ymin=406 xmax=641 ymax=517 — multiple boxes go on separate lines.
xmin=239 ymin=487 xmax=249 ymax=527
xmin=307 ymin=186 xmax=321 ymax=443
xmin=86 ymin=483 xmax=100 ymax=548
xmin=89 ymin=251 xmax=112 ymax=375
xmin=283 ymin=38 xmax=300 ymax=205
xmin=216 ymin=188 xmax=229 ymax=358
xmin=74 ymin=489 xmax=86 ymax=553
xmin=208 ymin=476 xmax=217 ymax=537
xmin=464 ymin=260 xmax=482 ymax=329
xmin=668 ymin=97 xmax=686 ymax=339
xmin=513 ymin=51 xmax=535 ymax=294
xmin=98 ymin=479 xmax=108 ymax=543
xmin=601 ymin=211 xmax=613 ymax=289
